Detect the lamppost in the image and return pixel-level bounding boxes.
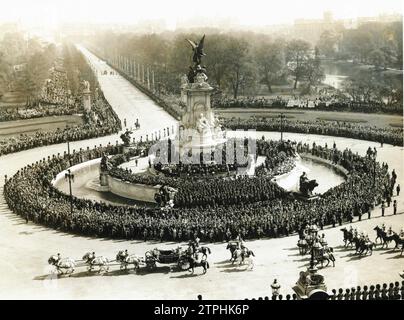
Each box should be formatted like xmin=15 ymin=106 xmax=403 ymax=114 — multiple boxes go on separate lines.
xmin=65 ymin=169 xmax=75 ymax=216
xmin=67 ymin=140 xmax=72 ymax=166
xmin=65 ymin=139 xmax=74 ymax=215
xmin=373 ymin=153 xmax=376 ymax=187
xmin=309 ymin=244 xmax=316 ymax=272
xmin=279 ymin=113 xmax=285 ymax=142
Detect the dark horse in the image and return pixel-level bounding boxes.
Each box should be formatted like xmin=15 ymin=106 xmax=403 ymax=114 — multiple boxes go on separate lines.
xmin=226 ymin=242 xmax=239 ymax=262
xmin=352 ymin=238 xmax=374 ymax=256
xmin=315 ymin=248 xmax=336 ymax=268
xmin=186 ymin=256 xmax=209 ymax=275
xmin=341 ymin=228 xmax=354 ymax=247
xmin=391 ymin=234 xmax=404 ymax=255
xmin=196 ymin=246 xmax=212 ymax=260
xmin=373 ymin=226 xmax=394 ymax=248
xmin=300 ymin=179 xmax=319 ymax=196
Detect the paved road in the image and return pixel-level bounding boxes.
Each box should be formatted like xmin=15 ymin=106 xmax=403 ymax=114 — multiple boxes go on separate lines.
xmin=0 ymin=49 xmax=403 ymax=299
xmin=78 ymin=45 xmax=176 ymax=138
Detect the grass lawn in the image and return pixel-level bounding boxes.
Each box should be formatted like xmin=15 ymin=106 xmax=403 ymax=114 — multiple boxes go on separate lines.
xmin=0 ymin=115 xmax=84 ymax=139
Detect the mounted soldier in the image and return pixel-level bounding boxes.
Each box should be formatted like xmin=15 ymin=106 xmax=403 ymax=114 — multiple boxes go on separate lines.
xmin=299 ymin=172 xmax=318 ymax=197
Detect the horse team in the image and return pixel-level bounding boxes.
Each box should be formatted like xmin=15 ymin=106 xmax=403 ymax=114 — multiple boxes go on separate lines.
xmin=297 ymin=224 xmax=336 ymax=268
xmin=341 ymin=225 xmax=404 ymax=256
xmin=47 ymin=240 xmax=256 ymax=276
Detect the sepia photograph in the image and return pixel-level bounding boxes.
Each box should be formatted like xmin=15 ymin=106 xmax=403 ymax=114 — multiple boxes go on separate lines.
xmin=0 ymin=0 xmax=403 ymax=307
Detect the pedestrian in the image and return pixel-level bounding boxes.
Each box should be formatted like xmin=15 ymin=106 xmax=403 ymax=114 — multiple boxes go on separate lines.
xmin=271 ymin=279 xmax=280 ymax=297
xmin=381 ymin=201 xmax=385 ymax=217
xmin=397 ymin=184 xmax=400 ymax=197
xmin=135 ymin=159 xmax=138 ymax=167
xmin=393 ymin=200 xmax=397 ymax=215
xmin=368 ymin=209 xmax=371 ymax=220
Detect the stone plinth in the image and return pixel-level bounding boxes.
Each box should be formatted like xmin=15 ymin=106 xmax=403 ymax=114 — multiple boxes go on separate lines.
xmin=83 ymin=89 xmax=91 ymax=112
xmin=177 ymin=78 xmax=226 ymax=154
xmin=99 ymin=171 xmax=108 ymax=186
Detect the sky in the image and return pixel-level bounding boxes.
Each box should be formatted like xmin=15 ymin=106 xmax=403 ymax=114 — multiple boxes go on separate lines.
xmin=0 ymin=0 xmax=402 ymax=30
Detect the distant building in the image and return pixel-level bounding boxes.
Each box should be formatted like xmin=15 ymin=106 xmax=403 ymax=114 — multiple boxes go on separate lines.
xmin=293 ymin=12 xmax=342 ymax=45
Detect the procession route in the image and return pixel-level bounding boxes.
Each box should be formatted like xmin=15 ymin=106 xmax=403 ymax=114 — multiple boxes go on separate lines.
xmin=0 ymin=47 xmax=402 ymax=299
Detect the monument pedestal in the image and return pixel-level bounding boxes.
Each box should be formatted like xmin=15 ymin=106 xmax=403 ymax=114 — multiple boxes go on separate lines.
xmin=99 ymin=171 xmax=109 ymax=187
xmin=83 ymin=88 xmax=91 ymax=112
xmin=177 ymin=77 xmax=226 ymax=156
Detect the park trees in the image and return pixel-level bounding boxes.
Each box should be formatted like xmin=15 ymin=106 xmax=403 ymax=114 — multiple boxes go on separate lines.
xmin=223 ymin=37 xmax=250 ymax=99
xmin=15 ymin=44 xmax=56 ymax=105
xmin=254 ymin=39 xmax=284 ymax=93
xmin=63 ymin=43 xmax=96 ymax=96
xmin=341 ymin=71 xmax=378 ymax=104
xmin=0 ymin=52 xmax=11 ymax=97
xmin=303 ymin=47 xmax=325 ymax=94
xmin=318 ymin=30 xmax=339 ymax=58
xmin=340 ymin=27 xmax=375 ymax=63
xmin=286 ymin=39 xmax=324 ymax=92
xmin=338 ymin=22 xmax=402 ymax=69
xmin=205 ymin=34 xmax=232 ymax=88
xmin=285 ymin=39 xmax=311 ymax=89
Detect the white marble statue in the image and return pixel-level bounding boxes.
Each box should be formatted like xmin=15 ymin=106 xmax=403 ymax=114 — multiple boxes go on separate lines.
xmin=196 ymin=113 xmax=210 ymax=134
xmin=180 ymin=74 xmax=189 ymax=88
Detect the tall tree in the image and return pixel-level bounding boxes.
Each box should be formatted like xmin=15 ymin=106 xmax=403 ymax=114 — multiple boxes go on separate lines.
xmin=224 ymin=37 xmax=249 ymax=99
xmin=205 ymin=34 xmax=232 ymax=88
xmin=254 ymin=39 xmax=284 ymax=93
xmin=317 ymin=30 xmax=339 ymax=58
xmin=304 ymin=47 xmax=325 ymax=93
xmin=286 ymin=39 xmax=311 ymax=89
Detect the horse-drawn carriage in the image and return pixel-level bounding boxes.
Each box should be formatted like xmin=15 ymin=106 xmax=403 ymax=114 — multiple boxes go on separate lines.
xmin=297 ymin=224 xmax=319 ymax=255
xmin=144 ymin=247 xmax=190 ymax=270
xmin=297 ymin=225 xmax=335 ymax=268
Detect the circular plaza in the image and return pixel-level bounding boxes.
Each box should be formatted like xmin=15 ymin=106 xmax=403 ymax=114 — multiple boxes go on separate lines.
xmin=0 ymin=46 xmax=402 ymax=300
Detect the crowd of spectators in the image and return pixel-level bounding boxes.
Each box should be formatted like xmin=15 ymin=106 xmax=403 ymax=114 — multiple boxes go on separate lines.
xmin=223 ymin=117 xmax=403 ymax=146
xmin=0 ymin=67 xmax=83 ymax=123
xmin=4 ymin=136 xmax=395 ymax=242
xmin=0 ymin=90 xmax=121 ymax=156
xmin=108 ymin=139 xmax=296 ymax=208
xmin=39 ymin=67 xmax=74 ymax=106
xmin=212 ymin=95 xmax=402 ymax=114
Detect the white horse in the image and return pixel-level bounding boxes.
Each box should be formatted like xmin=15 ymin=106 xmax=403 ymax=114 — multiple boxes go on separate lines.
xmin=116 ymin=250 xmax=143 ymax=271
xmin=232 ymin=249 xmax=255 ymax=270
xmin=48 ymin=255 xmax=76 ymax=275
xmin=82 ymin=252 xmax=110 ymax=273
